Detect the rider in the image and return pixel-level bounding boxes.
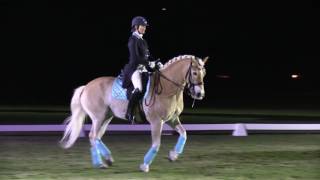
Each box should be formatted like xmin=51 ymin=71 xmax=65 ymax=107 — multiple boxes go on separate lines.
xmin=122 ymin=16 xmax=163 ymax=124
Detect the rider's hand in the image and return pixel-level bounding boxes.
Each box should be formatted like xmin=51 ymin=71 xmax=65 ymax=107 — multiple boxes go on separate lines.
xmin=156 ymin=61 xmax=163 ymax=69
xmin=149 ymin=61 xmax=156 ymax=69
xmin=137 ymin=64 xmax=148 ymax=73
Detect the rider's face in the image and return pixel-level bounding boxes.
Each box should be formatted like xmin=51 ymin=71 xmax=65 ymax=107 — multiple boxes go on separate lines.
xmin=137 ymin=25 xmax=146 ymax=34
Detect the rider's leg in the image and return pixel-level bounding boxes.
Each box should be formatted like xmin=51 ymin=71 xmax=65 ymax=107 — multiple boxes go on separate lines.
xmin=126 ymin=70 xmax=142 ymax=123
xmin=131 ymin=70 xmax=142 ymax=91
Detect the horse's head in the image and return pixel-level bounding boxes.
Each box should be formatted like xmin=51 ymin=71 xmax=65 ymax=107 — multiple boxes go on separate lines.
xmin=187 ymin=56 xmax=208 ymax=100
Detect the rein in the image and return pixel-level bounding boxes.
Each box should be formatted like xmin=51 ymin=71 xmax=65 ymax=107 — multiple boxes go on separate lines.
xmin=145 ymin=61 xmax=193 ymax=106
xmin=158 ymin=71 xmax=186 ymax=90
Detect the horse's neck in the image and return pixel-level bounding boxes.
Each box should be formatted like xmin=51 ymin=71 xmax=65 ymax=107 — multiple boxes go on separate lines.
xmin=159 ymin=59 xmax=191 ymax=95
xmin=162 ymin=59 xmax=190 ymax=84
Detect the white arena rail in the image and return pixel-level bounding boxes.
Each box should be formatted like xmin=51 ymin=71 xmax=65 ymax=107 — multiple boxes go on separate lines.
xmin=1 ymin=123 xmax=320 ymax=136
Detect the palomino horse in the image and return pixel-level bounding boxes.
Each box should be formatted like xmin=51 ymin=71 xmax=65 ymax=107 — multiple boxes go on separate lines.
xmin=60 ymin=55 xmax=208 ymax=172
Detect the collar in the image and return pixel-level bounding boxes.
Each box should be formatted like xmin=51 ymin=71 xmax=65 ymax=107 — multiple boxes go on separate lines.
xmin=132 ymin=31 xmax=143 ymax=39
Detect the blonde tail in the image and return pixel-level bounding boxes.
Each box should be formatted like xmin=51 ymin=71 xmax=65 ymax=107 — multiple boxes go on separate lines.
xmin=60 ymin=86 xmax=86 ymax=149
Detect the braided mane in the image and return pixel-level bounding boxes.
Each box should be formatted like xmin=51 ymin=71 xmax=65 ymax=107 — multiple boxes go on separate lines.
xmin=162 ymin=55 xmax=198 ymax=70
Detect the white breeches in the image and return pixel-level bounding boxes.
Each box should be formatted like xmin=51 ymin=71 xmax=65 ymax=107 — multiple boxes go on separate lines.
xmin=131 ymin=70 xmax=142 ymax=91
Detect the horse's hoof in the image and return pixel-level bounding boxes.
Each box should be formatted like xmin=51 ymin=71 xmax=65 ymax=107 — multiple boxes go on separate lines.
xmin=100 ymin=163 xmax=108 ymax=169
xmin=168 ymin=150 xmax=178 ymax=162
xmin=139 ymin=164 xmax=149 ymax=173
xmin=93 ymin=163 xmax=108 ymax=169
xmin=105 ymin=156 xmax=114 ymax=166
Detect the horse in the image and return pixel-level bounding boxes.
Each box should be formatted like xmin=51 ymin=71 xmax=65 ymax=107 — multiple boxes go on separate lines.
xmin=60 ymin=55 xmax=208 ymax=172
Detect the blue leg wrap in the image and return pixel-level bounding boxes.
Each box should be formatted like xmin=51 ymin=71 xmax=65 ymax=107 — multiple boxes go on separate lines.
xmin=143 ymin=146 xmax=159 ymax=165
xmin=90 ymin=146 xmax=103 ymax=168
xmin=174 ymin=136 xmax=186 ymax=154
xmin=96 ymin=139 xmax=111 ymax=158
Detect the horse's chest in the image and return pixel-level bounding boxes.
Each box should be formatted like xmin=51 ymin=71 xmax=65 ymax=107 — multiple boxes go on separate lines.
xmin=163 ymin=96 xmax=183 ymax=120
xmin=163 ymin=104 xmax=183 ymax=121
xmin=164 ymin=111 xmax=181 ymax=122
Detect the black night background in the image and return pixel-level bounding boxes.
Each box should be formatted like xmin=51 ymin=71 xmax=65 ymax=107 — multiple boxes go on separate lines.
xmin=1 ymin=0 xmax=320 ymax=108
xmin=2 ymin=1 xmax=320 ymax=179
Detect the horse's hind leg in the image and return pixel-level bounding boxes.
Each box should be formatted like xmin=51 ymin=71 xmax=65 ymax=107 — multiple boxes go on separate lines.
xmin=167 ymin=117 xmax=187 ymax=162
xmin=84 ymin=105 xmax=109 ymax=168
xmin=96 ymin=111 xmax=114 ymax=166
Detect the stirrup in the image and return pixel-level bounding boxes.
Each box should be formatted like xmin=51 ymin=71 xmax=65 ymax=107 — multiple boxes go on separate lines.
xmin=129 ymin=115 xmax=136 ymax=124
xmin=126 ymin=106 xmax=136 ymax=124
xmin=125 ymin=110 xmax=134 ymax=123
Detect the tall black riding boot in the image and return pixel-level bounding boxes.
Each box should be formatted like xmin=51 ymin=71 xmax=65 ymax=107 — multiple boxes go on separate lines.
xmin=126 ymin=88 xmax=142 ymax=124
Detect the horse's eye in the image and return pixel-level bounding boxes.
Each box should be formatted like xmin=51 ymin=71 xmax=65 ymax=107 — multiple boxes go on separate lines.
xmin=193 ymin=72 xmax=198 ymax=76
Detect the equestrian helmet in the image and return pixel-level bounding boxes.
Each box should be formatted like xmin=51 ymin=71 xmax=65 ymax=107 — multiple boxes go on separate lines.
xmin=131 ymin=16 xmax=149 ymax=27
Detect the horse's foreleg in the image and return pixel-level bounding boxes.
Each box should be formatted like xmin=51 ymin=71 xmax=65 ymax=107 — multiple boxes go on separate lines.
xmin=168 ymin=118 xmax=187 ymax=162
xmin=140 ymin=120 xmax=163 ymax=172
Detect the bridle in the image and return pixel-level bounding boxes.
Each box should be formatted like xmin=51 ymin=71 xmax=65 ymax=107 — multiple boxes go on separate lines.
xmin=160 ymin=61 xmax=203 ymax=93
xmin=186 ymin=62 xmax=204 ymax=95
xmin=145 ymin=60 xmax=204 ymax=106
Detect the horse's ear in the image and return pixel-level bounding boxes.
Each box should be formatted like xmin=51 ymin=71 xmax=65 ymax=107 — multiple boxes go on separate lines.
xmin=203 ymin=56 xmax=209 ymax=64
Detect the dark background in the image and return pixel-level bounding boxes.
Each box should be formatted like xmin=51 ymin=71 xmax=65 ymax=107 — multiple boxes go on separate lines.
xmin=1 ymin=1 xmax=320 ymax=108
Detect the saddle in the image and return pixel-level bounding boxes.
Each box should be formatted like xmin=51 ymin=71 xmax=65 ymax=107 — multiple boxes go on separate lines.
xmin=111 ymin=73 xmax=151 ymax=123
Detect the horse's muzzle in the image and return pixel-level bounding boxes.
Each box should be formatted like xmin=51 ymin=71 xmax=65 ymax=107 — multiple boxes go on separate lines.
xmin=190 ymin=85 xmax=205 ymax=100
xmin=193 ymin=92 xmax=205 ymax=100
